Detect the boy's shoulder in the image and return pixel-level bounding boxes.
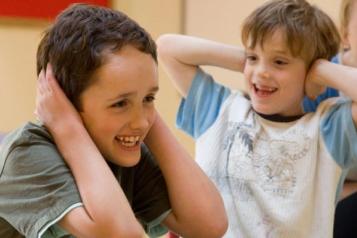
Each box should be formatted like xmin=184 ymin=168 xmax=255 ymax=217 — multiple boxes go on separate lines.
xmin=315 ymin=96 xmax=350 ymax=115
xmin=0 ymin=122 xmax=55 ymax=174
xmin=1 ymin=122 xmax=52 ymax=152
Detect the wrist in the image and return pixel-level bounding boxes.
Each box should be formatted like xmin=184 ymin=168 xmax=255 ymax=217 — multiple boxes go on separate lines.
xmin=49 ymin=118 xmax=86 ymax=143
xmin=310 ymin=59 xmax=333 ymax=86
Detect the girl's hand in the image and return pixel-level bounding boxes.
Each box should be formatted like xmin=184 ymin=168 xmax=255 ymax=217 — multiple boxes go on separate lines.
xmin=305 ymin=59 xmax=328 ymax=100
xmin=35 ymin=64 xmax=82 ymax=134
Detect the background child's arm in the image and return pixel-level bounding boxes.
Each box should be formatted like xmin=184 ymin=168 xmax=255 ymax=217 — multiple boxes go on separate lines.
xmin=157 ymin=34 xmax=246 ymax=97
xmin=36 ymin=66 xmax=144 ymax=238
xmin=144 ymin=114 xmax=228 ymax=238
xmin=306 ymin=59 xmax=357 ymax=127
xmin=340 ymin=181 xmax=357 ymax=200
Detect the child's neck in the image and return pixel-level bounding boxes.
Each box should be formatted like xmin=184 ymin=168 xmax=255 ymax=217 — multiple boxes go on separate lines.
xmin=256 ymin=112 xmax=304 ymax=122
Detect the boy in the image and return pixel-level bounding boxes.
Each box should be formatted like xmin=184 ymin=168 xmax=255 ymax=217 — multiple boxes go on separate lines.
xmin=157 ymin=0 xmax=357 ymax=237
xmin=0 ymin=4 xmax=227 ymax=238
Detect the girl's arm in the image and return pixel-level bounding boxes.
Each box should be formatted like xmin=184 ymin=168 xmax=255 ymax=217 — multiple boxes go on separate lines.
xmin=157 ymin=34 xmax=246 ymax=97
xmin=144 ymin=115 xmax=227 ymax=238
xmin=305 ymin=59 xmax=357 ymax=127
xmin=36 ymin=65 xmax=144 ymax=238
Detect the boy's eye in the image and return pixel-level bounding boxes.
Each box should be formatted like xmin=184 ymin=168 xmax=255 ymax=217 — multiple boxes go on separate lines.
xmin=144 ymin=95 xmax=156 ymax=103
xmin=112 ymin=99 xmax=128 ymax=108
xmin=275 ymin=59 xmax=288 ymax=65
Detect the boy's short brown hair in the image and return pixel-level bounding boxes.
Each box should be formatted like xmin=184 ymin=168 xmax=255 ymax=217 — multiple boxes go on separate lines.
xmin=37 ymin=3 xmax=157 ymax=110
xmin=241 ymin=0 xmax=340 ymax=67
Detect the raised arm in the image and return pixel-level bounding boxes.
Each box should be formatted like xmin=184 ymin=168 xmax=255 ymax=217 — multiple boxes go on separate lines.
xmin=306 ymin=59 xmax=357 ymax=127
xmin=36 ymin=66 xmax=143 ymax=238
xmin=156 ymin=34 xmax=246 ymax=97
xmin=144 ymin=114 xmax=227 ymax=238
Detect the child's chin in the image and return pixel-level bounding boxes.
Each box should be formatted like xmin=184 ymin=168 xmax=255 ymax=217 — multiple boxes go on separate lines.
xmin=252 ymin=104 xmax=275 ymax=115
xmin=109 ymin=154 xmax=141 ymax=167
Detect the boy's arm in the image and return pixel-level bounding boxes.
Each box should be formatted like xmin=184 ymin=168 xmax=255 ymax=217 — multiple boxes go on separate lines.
xmin=340 ymin=182 xmax=357 ymax=200
xmin=306 ymin=59 xmax=357 ymax=127
xmin=144 ymin=115 xmax=228 ymax=238
xmin=36 ymin=66 xmax=144 ymax=238
xmin=157 ymin=34 xmax=246 ymax=97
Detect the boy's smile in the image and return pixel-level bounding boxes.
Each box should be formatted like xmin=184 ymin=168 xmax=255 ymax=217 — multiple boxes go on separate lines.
xmin=78 ymin=45 xmax=158 ymax=167
xmin=244 ymin=29 xmax=307 ymax=117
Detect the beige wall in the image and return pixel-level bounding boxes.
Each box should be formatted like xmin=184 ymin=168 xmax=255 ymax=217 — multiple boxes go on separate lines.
xmin=0 ymin=21 xmax=46 ymax=131
xmin=0 ymin=0 xmax=342 ymax=156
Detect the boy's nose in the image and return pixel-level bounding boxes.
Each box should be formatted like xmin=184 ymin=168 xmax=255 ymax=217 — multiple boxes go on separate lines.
xmin=129 ymin=110 xmax=150 ymax=131
xmin=257 ymin=64 xmax=270 ymax=79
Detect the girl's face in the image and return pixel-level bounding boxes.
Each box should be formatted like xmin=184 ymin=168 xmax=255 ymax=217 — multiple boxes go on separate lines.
xmin=343 ymin=0 xmax=357 ymax=67
xmin=79 ymin=45 xmax=158 ymax=167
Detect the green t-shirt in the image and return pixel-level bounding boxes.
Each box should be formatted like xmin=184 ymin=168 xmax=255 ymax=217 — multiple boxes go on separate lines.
xmin=0 ymin=122 xmax=171 ymax=238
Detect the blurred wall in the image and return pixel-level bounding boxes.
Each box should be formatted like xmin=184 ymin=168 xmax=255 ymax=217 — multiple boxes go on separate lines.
xmin=0 ymin=20 xmax=45 ymax=131
xmin=0 ymin=0 xmax=342 ymax=156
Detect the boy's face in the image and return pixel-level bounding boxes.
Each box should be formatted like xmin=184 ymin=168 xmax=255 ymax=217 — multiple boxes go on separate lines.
xmin=244 ymin=29 xmax=306 ymax=116
xmin=78 ymin=45 xmax=158 ymax=167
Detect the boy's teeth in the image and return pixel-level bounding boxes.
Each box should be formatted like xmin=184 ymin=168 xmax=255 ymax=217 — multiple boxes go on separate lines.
xmin=116 ymin=136 xmax=141 ymax=147
xmin=117 ymin=136 xmax=140 ymax=143
xmin=255 ymin=84 xmax=276 ymax=92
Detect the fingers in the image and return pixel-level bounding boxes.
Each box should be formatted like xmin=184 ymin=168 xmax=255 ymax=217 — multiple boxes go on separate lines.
xmin=46 ymin=63 xmax=61 ymax=93
xmin=36 ymin=65 xmax=53 ymax=123
xmin=37 ymin=69 xmax=46 ymax=94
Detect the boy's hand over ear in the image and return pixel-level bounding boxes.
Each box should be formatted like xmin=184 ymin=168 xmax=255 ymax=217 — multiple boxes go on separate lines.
xmin=35 ymin=64 xmax=83 ymax=134
xmin=304 ymin=59 xmax=327 ymax=100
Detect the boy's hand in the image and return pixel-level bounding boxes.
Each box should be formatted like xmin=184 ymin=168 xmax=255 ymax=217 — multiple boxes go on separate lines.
xmin=304 ymin=59 xmax=327 ymax=100
xmin=35 ymin=64 xmax=82 ymax=134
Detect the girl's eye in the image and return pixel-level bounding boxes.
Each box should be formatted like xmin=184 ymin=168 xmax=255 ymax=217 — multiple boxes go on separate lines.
xmin=112 ymin=100 xmax=128 ymax=108
xmin=144 ymin=95 xmax=156 ymax=103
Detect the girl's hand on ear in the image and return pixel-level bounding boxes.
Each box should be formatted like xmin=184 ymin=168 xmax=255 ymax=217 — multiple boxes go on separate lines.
xmin=305 ymin=59 xmax=327 ymax=100
xmin=35 ymin=64 xmax=83 ymax=134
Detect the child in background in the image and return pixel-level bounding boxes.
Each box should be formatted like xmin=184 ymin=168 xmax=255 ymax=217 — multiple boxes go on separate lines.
xmin=303 ymin=0 xmax=356 ymax=111
xmin=303 ymin=0 xmax=357 ymax=237
xmin=0 ymin=4 xmax=227 ymax=238
xmin=302 ymin=1 xmax=357 ymax=237
xmin=157 ymin=0 xmax=357 ymax=237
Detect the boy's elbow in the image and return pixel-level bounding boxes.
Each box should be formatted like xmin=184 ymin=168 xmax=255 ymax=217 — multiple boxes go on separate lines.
xmin=89 ymin=220 xmax=144 ymax=238
xmin=156 ymin=34 xmax=177 ymax=59
xmin=209 ymin=217 xmax=228 ymax=238
xmin=106 ymin=223 xmax=145 ymax=238
xmin=184 ymin=215 xmax=228 ymax=238
xmin=187 ymin=223 xmax=228 ymax=238
xmin=197 ymin=209 xmax=228 ymax=238
xmin=197 ymin=215 xmax=228 ymax=238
